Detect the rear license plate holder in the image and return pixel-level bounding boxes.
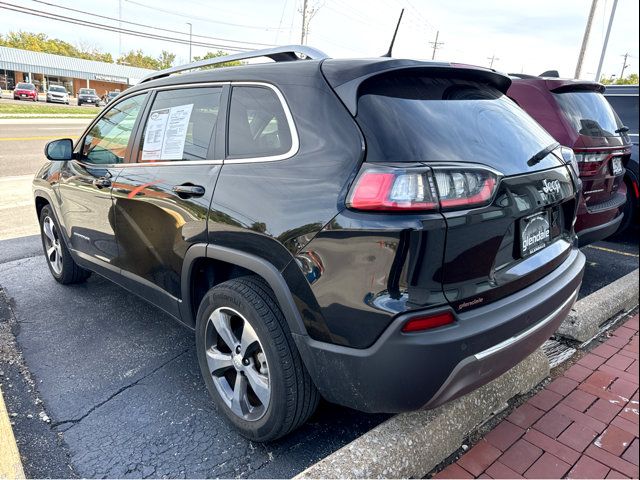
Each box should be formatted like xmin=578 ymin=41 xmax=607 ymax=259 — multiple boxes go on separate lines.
xmin=612 ymin=157 xmax=623 ymax=176
xmin=520 ymin=211 xmax=551 ymax=257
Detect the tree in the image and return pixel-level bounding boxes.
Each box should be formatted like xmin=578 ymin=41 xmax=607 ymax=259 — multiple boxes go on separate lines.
xmin=0 ymin=31 xmax=112 ymax=62
xmin=157 ymin=50 xmax=176 ymax=69
xmin=192 ymin=50 xmax=243 ymax=68
xmin=117 ymin=49 xmax=177 ymax=70
xmin=600 ymin=73 xmax=639 ymax=85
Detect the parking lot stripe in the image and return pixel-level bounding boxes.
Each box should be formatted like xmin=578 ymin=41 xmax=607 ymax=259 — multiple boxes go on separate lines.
xmin=0 ymin=387 xmax=25 ymax=479
xmin=587 ymin=245 xmax=639 ymax=258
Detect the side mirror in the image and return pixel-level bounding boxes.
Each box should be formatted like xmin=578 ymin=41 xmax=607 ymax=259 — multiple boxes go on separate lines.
xmin=45 ymin=138 xmax=74 ymax=161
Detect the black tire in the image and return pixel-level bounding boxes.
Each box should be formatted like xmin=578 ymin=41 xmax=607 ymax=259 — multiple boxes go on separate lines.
xmin=195 ymin=275 xmax=319 ymax=441
xmin=39 ymin=205 xmax=91 ymax=284
xmin=615 ymin=179 xmax=637 ymax=234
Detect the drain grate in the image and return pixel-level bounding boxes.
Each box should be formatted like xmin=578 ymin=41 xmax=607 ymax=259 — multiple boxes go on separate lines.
xmin=542 ymin=339 xmax=577 ymax=369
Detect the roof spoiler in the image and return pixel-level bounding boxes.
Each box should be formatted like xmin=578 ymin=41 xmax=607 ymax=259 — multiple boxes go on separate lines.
xmin=140 ymin=45 xmax=329 ymax=83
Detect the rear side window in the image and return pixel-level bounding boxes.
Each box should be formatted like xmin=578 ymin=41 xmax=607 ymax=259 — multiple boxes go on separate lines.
xmin=139 ymin=87 xmax=221 ymax=162
xmin=554 ymin=91 xmax=624 ymax=137
xmin=227 ymin=86 xmax=292 ymax=158
xmin=605 ymin=95 xmax=639 ymax=134
xmin=356 ymin=72 xmax=554 ymax=164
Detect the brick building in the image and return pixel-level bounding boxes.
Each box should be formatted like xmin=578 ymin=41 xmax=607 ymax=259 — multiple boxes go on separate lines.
xmin=0 ymin=46 xmax=153 ymax=97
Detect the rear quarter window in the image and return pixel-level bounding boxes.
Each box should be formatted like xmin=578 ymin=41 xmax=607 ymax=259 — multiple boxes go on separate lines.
xmin=227 ymin=86 xmax=293 ymax=159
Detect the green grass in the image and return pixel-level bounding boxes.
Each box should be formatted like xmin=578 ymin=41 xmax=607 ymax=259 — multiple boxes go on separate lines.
xmin=0 ymin=103 xmax=99 ymax=115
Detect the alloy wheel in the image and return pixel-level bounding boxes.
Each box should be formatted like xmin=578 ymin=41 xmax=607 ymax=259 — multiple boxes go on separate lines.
xmin=42 ymin=216 xmax=63 ymax=275
xmin=205 ymin=307 xmax=271 ymax=421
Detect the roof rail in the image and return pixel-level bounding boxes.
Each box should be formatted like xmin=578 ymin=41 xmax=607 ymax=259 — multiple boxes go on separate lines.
xmin=140 ymin=45 xmax=329 ymax=83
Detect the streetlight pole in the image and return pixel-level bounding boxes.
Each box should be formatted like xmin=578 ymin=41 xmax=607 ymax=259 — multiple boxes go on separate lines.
xmin=186 ymin=22 xmax=193 ymax=63
xmin=595 ymin=0 xmax=618 ymax=82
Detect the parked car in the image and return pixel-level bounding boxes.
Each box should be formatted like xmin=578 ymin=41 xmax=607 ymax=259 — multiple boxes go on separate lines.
xmin=46 ymin=85 xmax=70 ymax=105
xmin=106 ymin=91 xmax=120 ymax=103
xmin=509 ymin=73 xmax=632 ymax=246
xmin=77 ymin=88 xmax=101 ymax=107
xmin=604 ymin=84 xmax=639 ymax=232
xmin=33 ymin=47 xmax=585 ymax=441
xmin=13 ymin=82 xmax=38 ymax=101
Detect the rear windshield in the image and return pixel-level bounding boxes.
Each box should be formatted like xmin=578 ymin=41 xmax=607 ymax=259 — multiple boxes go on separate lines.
xmin=356 ymin=73 xmax=555 ymax=164
xmin=605 ymin=94 xmax=639 ymax=134
xmin=80 ymin=89 xmax=96 ymax=95
xmin=16 ymin=83 xmax=34 ymax=90
xmin=554 ymin=91 xmax=624 ymax=137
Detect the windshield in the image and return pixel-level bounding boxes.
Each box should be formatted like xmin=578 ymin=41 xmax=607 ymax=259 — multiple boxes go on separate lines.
xmin=16 ymin=83 xmax=34 ymax=90
xmin=80 ymin=89 xmax=96 ymax=95
xmin=49 ymin=86 xmax=66 ymax=93
xmin=554 ymin=91 xmax=624 ymax=137
xmin=356 ymin=73 xmax=556 ymax=165
xmin=108 ymin=92 xmax=118 ymax=97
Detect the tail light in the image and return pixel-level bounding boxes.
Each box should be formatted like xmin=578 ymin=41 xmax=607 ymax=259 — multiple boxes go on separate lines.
xmin=347 ymin=164 xmax=499 ymax=212
xmin=573 ymin=149 xmax=627 ymax=177
xmin=401 ymin=311 xmax=455 ymax=332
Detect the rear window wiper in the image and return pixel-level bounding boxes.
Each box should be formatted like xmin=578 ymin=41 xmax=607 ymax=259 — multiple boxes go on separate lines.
xmin=615 ymin=125 xmax=630 ymax=134
xmin=527 ymin=142 xmax=560 ymax=167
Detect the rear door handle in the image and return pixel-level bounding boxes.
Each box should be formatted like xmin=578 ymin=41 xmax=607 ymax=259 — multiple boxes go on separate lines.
xmin=172 ymin=184 xmax=205 ymax=198
xmin=93 ymin=177 xmax=111 ymax=188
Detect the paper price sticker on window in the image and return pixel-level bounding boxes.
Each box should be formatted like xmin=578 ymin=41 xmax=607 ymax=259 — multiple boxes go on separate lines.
xmin=141 ymin=104 xmax=194 ymax=161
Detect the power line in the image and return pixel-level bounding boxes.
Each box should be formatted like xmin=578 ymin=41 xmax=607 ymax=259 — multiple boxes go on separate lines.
xmin=0 ymin=2 xmax=255 ymax=52
xmin=28 ymin=0 xmax=275 ymax=48
xmin=125 ymin=0 xmax=286 ymax=32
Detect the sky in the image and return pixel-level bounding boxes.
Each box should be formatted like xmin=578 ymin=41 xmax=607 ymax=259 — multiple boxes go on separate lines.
xmin=0 ymin=0 xmax=638 ymax=80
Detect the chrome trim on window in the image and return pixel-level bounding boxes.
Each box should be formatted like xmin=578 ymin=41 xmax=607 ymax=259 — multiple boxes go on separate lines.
xmin=223 ymin=82 xmax=300 ymax=164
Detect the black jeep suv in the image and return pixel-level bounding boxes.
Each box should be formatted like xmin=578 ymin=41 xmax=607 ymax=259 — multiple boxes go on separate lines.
xmin=33 ymin=46 xmax=585 ymax=441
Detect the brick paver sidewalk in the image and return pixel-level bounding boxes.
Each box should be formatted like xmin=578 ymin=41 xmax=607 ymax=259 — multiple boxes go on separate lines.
xmin=435 ymin=314 xmax=639 ymax=479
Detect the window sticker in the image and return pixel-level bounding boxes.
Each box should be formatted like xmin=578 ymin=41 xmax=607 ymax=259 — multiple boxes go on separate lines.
xmin=141 ymin=104 xmax=194 ymax=161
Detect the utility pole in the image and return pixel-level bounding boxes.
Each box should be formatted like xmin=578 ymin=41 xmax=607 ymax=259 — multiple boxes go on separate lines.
xmin=429 ymin=31 xmax=444 ymax=60
xmin=595 ymin=0 xmax=618 ymax=82
xmin=620 ymin=52 xmax=630 ymax=80
xmin=299 ymin=0 xmax=320 ymax=45
xmin=487 ymin=54 xmax=499 ymax=69
xmin=575 ymin=0 xmax=598 ymax=79
xmin=186 ymin=22 xmax=193 ymax=63
xmin=118 ymin=0 xmax=122 ymax=56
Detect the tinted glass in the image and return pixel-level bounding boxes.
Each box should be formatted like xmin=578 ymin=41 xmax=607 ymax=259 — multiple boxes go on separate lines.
xmin=80 ymin=89 xmax=96 ymax=95
xmin=16 ymin=83 xmax=34 ymax=90
xmin=82 ymin=94 xmax=147 ymax=164
xmin=138 ymin=87 xmax=221 ymax=162
xmin=554 ymin=91 xmax=624 ymax=137
xmin=605 ymin=95 xmax=639 ymax=134
xmin=356 ymin=73 xmax=555 ymax=164
xmin=228 ymin=86 xmax=292 ymax=158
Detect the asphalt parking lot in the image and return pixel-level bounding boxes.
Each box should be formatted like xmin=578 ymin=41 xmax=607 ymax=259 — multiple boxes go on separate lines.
xmin=0 ymin=118 xmax=638 ymax=478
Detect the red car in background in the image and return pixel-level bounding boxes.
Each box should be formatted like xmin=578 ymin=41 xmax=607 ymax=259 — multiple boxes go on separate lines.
xmin=509 ymin=74 xmax=631 ymax=246
xmin=13 ymin=82 xmax=38 ymax=101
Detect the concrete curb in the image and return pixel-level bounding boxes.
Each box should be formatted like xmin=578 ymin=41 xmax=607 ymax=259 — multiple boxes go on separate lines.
xmin=0 ymin=387 xmax=25 ymax=480
xmin=557 ymin=269 xmax=639 ymax=342
xmin=296 ymin=350 xmax=549 ymax=479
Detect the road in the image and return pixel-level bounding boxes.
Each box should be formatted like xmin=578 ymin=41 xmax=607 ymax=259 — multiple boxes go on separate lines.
xmin=0 ymin=118 xmax=90 ymax=177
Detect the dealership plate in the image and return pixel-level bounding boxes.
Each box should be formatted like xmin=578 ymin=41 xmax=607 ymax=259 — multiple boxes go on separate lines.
xmin=520 ymin=211 xmax=551 ymax=257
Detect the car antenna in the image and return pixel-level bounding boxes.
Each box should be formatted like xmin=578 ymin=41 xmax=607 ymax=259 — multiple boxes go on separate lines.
xmin=382 ymin=8 xmax=404 ymax=57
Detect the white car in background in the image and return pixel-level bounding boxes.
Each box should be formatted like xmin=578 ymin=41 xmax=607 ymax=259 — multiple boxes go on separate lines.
xmin=46 ymin=85 xmax=70 ymax=105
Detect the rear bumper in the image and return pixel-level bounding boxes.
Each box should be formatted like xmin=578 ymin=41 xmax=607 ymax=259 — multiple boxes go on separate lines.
xmin=293 ymin=248 xmax=585 ymax=413
xmin=577 ymin=212 xmax=624 ymax=247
